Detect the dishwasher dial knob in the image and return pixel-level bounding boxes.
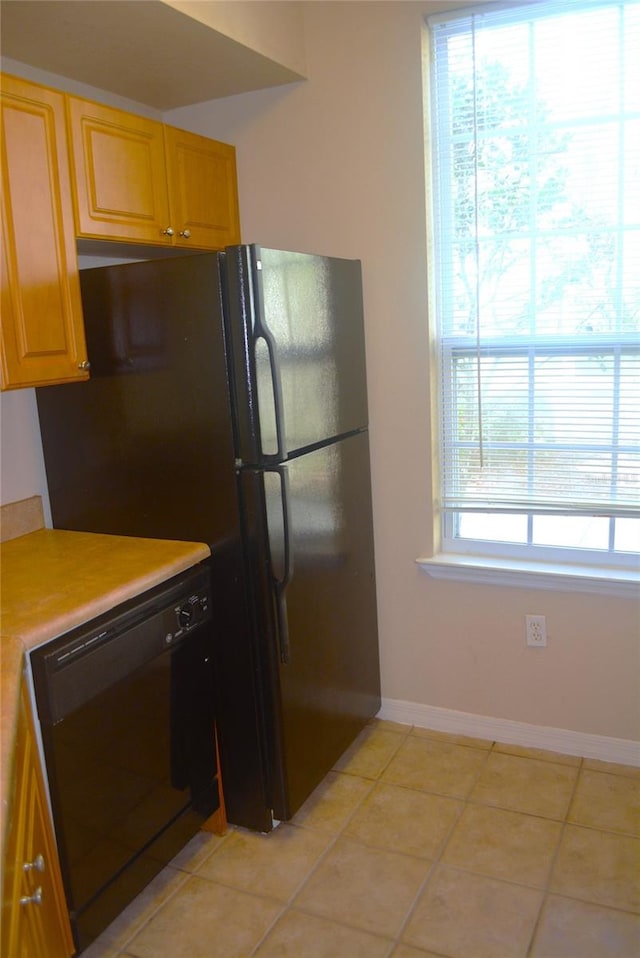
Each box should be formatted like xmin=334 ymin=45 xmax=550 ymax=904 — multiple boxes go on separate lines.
xmin=177 ymin=604 xmax=194 ymax=627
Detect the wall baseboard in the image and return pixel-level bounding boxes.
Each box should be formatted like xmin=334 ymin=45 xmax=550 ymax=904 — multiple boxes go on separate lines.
xmin=378 ymin=697 xmax=640 ymax=767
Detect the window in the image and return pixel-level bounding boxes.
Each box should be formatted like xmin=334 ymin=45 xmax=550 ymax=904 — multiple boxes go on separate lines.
xmin=428 ymin=0 xmax=640 ymax=577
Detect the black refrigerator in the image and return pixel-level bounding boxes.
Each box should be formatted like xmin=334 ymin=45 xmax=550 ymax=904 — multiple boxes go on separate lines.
xmin=36 ymin=245 xmax=381 ymax=832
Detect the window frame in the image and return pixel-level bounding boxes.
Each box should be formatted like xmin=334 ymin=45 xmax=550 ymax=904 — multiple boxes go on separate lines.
xmin=424 ymin=0 xmax=640 ymax=586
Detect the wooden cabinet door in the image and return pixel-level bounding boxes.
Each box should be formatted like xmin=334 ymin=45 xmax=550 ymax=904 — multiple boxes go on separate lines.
xmin=1 ymin=676 xmax=30 ymax=956
xmin=1 ymin=682 xmax=74 ymax=958
xmin=164 ymin=125 xmax=241 ymax=250
xmin=19 ymin=730 xmax=74 ymax=958
xmin=66 ymin=95 xmax=172 ymax=245
xmin=0 ymin=75 xmax=88 ymax=390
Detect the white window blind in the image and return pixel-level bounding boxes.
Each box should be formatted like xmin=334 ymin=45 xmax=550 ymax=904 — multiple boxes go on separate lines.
xmin=430 ymin=0 xmax=640 ymax=560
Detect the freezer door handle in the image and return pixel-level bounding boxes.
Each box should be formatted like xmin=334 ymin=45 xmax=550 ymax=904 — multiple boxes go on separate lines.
xmin=266 ymin=465 xmax=293 ymax=664
xmin=250 ymin=248 xmax=287 ymax=462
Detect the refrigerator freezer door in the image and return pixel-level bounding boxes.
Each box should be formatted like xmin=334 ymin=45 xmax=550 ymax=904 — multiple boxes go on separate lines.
xmin=239 ymin=429 xmax=380 ymax=819
xmin=223 ymin=246 xmax=370 ymax=465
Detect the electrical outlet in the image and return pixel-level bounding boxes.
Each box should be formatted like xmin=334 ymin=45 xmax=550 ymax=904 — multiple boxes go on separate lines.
xmin=526 ymin=614 xmax=547 ymax=647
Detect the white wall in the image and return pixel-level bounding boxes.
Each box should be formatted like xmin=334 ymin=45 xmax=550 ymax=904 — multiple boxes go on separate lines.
xmin=166 ymin=0 xmax=640 ymax=744
xmin=0 ymin=389 xmax=50 ymax=518
xmin=2 ymin=4 xmax=638 ymax=745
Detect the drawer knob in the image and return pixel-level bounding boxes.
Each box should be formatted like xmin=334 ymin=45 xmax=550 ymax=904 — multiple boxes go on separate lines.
xmin=160 ymin=227 xmax=175 ymax=237
xmin=20 ymin=886 xmax=43 ymax=906
xmin=23 ymin=853 xmax=45 ymax=873
xmin=78 ymin=360 xmax=91 ymax=371
xmin=179 ymin=229 xmax=191 ymax=239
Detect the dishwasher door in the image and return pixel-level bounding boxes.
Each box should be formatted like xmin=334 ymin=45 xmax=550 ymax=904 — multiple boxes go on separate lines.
xmin=30 ymin=565 xmax=220 ymax=952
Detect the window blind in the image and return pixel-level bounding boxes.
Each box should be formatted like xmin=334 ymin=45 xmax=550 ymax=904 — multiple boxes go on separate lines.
xmin=430 ymin=0 xmax=640 ymax=523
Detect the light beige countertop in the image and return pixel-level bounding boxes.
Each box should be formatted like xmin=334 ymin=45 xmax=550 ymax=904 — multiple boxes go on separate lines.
xmin=1 ymin=528 xmax=210 ymax=651
xmin=0 ymin=526 xmax=210 ymax=865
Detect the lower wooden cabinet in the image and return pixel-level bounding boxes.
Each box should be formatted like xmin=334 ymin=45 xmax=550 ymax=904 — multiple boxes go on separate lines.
xmin=1 ymin=678 xmax=74 ymax=958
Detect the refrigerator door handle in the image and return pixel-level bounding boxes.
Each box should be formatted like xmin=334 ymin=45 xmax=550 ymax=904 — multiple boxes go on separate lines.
xmin=266 ymin=464 xmax=293 ymax=665
xmin=250 ymin=249 xmax=287 ymax=462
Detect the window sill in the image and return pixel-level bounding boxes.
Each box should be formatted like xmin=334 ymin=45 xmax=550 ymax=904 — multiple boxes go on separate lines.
xmin=417 ymin=554 xmax=639 ymax=598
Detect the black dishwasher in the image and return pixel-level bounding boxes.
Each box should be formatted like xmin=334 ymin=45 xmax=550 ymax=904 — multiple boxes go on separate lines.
xmin=30 ymin=564 xmax=220 ymax=953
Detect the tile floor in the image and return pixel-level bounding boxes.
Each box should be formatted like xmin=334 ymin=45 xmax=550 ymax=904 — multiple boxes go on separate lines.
xmin=81 ymin=721 xmax=640 ymax=958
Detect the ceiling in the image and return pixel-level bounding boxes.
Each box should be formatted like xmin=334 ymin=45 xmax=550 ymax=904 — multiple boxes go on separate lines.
xmin=0 ymin=0 xmax=305 ymax=110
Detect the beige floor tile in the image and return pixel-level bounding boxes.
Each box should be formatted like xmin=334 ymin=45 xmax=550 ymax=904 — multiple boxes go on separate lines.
xmin=125 ymin=875 xmax=283 ymax=958
xmin=333 ymin=726 xmax=406 ymax=778
xmin=293 ymin=836 xmax=431 ymax=939
xmin=442 ymin=804 xmax=562 ymax=887
xmin=84 ymin=864 xmax=189 ymax=953
xmin=551 ymin=825 xmax=640 ymax=912
xmin=569 ymin=768 xmax=640 ymax=836
xmin=470 ymin=752 xmax=578 ymax=819
xmin=368 ymin=717 xmax=413 ymax=734
xmin=168 ymin=827 xmax=231 ymax=873
xmin=411 ymin=726 xmax=493 ymax=750
xmin=254 ymin=908 xmax=393 ymax=957
xmin=196 ymin=823 xmax=332 ymax=902
xmin=531 ymin=894 xmax=640 ymax=957
xmin=72 ymin=742 xmax=640 ymax=958
xmin=583 ymin=757 xmax=640 ymax=779
xmin=292 ymin=771 xmax=373 ymax=833
xmin=392 ymin=945 xmax=444 ymax=958
xmin=492 ymin=741 xmax=581 ymax=766
xmin=78 ymin=941 xmax=121 ymax=958
xmin=344 ymin=782 xmax=462 ymax=858
xmin=403 ymin=864 xmax=543 ymax=958
xmin=381 ymin=736 xmax=488 ymax=798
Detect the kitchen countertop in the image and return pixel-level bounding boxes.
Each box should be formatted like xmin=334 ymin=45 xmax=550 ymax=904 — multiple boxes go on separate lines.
xmin=1 ymin=528 xmax=211 ymax=866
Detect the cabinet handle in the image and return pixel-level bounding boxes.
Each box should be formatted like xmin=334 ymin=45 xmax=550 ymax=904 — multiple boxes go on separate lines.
xmin=23 ymin=853 xmax=45 ymax=873
xmin=78 ymin=360 xmax=91 ymax=371
xmin=20 ymin=886 xmax=43 ymax=906
xmin=160 ymin=227 xmax=175 ymax=237
xmin=179 ymin=229 xmax=191 ymax=239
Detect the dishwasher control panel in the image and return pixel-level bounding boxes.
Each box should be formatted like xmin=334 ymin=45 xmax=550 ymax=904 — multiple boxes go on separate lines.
xmin=167 ymin=587 xmax=210 ymax=642
xmin=32 ymin=564 xmax=213 ymax=724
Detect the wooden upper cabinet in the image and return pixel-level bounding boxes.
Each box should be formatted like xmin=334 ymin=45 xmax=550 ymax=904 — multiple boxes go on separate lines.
xmin=0 ymin=75 xmax=89 ymax=390
xmin=67 ymin=95 xmax=240 ymax=250
xmin=164 ymin=125 xmax=240 ymax=249
xmin=66 ymin=96 xmax=171 ymax=244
